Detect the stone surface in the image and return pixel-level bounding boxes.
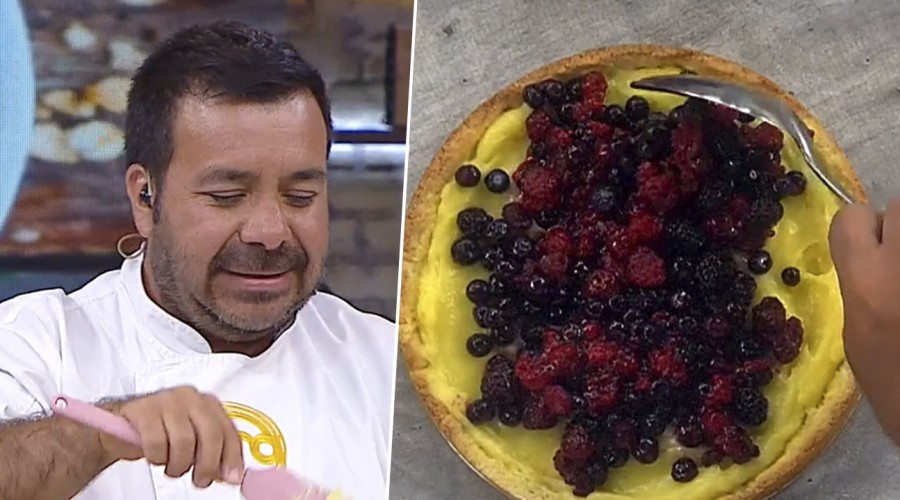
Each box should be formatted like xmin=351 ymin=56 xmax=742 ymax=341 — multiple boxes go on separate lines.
xmin=393 ymin=0 xmax=900 ymax=498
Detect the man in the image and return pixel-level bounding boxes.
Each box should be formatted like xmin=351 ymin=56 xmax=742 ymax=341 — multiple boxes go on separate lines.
xmin=0 ymin=21 xmax=397 ymax=500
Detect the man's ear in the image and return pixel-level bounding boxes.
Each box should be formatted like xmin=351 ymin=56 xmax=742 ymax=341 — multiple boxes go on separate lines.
xmin=125 ymin=163 xmax=154 ymax=238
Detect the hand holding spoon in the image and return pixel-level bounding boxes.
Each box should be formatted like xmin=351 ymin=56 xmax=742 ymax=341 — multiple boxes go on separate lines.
xmin=52 ymin=394 xmax=340 ymax=500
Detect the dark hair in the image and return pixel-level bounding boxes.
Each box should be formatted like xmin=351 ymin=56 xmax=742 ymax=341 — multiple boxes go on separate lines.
xmin=125 ymin=20 xmax=332 ymax=188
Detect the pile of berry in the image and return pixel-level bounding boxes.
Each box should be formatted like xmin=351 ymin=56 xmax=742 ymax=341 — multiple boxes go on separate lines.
xmin=450 ymin=71 xmax=809 ymax=497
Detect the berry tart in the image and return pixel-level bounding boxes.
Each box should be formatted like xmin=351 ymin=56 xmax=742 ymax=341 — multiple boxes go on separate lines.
xmin=399 ymin=45 xmax=866 ymax=499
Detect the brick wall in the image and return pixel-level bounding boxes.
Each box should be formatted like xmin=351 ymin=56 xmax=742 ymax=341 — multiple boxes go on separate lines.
xmin=325 ymin=175 xmax=404 ymax=320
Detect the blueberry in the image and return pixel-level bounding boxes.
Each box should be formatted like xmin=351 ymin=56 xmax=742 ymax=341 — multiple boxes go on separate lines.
xmin=465 ymin=333 xmax=494 ymax=357
xmin=454 ymin=164 xmax=481 ymax=187
xmin=465 ymin=279 xmax=491 ymax=304
xmin=671 ymin=457 xmax=699 ymax=482
xmin=465 ymin=399 xmax=495 ymax=424
xmin=523 ymin=84 xmax=545 ymax=108
xmin=450 ymin=238 xmax=480 ymax=265
xmin=781 ymin=267 xmax=801 ymax=286
xmin=484 ymin=169 xmax=511 ymax=193
xmin=625 ymin=95 xmax=650 ymax=122
xmin=747 ymin=250 xmax=772 ymax=275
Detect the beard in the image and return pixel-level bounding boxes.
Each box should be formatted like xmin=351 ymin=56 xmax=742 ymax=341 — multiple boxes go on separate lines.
xmin=144 ymin=216 xmax=325 ymax=346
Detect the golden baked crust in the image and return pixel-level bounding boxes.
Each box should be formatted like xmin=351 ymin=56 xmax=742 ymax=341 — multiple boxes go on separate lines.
xmin=399 ymin=44 xmax=867 ymax=500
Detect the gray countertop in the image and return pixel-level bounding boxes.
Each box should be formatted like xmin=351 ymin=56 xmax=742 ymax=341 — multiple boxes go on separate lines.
xmin=391 ymin=1 xmax=900 ymax=498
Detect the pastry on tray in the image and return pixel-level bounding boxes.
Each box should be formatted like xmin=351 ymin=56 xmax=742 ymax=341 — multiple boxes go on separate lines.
xmin=399 ymin=45 xmax=865 ymax=499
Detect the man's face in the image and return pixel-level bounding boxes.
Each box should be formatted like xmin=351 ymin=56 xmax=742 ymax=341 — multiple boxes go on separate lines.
xmin=143 ymin=93 xmax=329 ymax=345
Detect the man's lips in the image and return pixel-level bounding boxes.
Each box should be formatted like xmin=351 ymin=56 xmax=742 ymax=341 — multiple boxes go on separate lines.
xmin=220 ymin=270 xmax=293 ymax=292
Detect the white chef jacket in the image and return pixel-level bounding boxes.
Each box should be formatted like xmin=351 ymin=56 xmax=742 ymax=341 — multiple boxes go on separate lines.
xmin=0 ymin=254 xmax=396 ymax=500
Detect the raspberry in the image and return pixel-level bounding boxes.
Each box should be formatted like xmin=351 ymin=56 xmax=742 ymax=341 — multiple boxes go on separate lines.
xmin=751 ymin=297 xmax=787 ymax=339
xmin=700 ymin=408 xmax=734 ymax=438
xmin=626 ymin=247 xmax=666 ymax=288
xmin=705 ymin=374 xmax=735 ymax=408
xmin=574 ymin=232 xmax=598 ymax=259
xmin=582 ymin=72 xmax=608 ymax=101
xmin=548 ymin=127 xmax=574 ymax=153
xmin=627 ymin=211 xmax=663 ymax=243
xmin=539 ymin=227 xmax=575 ymax=255
xmin=584 ymin=269 xmax=620 ymax=300
xmin=742 ymin=122 xmax=784 ymax=151
xmin=526 ymin=110 xmax=553 ymax=142
xmin=571 ymin=102 xmax=594 ymax=122
xmin=773 ymin=316 xmax=803 ymax=364
xmin=648 ymin=344 xmax=688 ymax=385
xmin=584 ymin=373 xmax=620 ymax=416
xmin=607 ymin=229 xmax=639 ymax=261
xmin=539 ymin=253 xmax=570 ymax=282
xmin=583 ymin=322 xmax=603 ymax=340
xmin=636 ymin=172 xmax=680 ymax=213
xmin=709 ymin=103 xmax=739 ymax=124
xmin=523 ymin=394 xmax=558 ymax=429
xmin=544 ymin=385 xmax=574 ymax=417
xmin=588 ymin=121 xmax=614 ymax=142
xmin=516 ymin=343 xmax=581 ymax=391
xmin=518 ymin=165 xmax=563 ymax=213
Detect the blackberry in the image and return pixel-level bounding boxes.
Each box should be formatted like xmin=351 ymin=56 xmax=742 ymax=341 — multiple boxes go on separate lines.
xmin=781 ymin=267 xmax=801 ymax=286
xmin=466 ymin=398 xmax=495 ymax=424
xmin=593 ymin=187 xmax=618 ymax=214
xmin=733 ymin=387 xmax=768 ymax=427
xmin=748 ymin=198 xmax=784 ymax=229
xmin=625 ymin=95 xmax=650 ymax=123
xmin=669 ymin=256 xmax=696 ymax=284
xmin=481 ymin=355 xmax=518 ymax=404
xmin=665 ymin=220 xmax=705 ymax=255
xmin=465 ymin=279 xmax=491 ymax=304
xmin=708 ymin=130 xmax=742 ymax=161
xmin=455 ymin=164 xmax=482 ymax=187
xmin=697 ymin=181 xmax=730 ymax=213
xmin=456 ymin=207 xmax=491 ymax=238
xmin=601 ymin=104 xmax=628 ymax=127
xmin=485 ymin=169 xmax=511 ymax=193
xmin=639 ymin=411 xmax=667 ymax=438
xmin=632 ymin=437 xmax=660 ymax=464
xmin=523 ymin=84 xmax=545 ymax=108
xmin=731 ymin=272 xmax=757 ymax=307
xmin=466 ymin=333 xmax=494 ymax=357
xmin=451 ymin=238 xmax=480 ymax=265
xmin=672 ymin=457 xmax=699 ymax=482
xmin=671 ymin=290 xmax=692 ymax=311
xmin=747 ymin=250 xmax=772 ymax=274
xmin=694 ymin=252 xmax=734 ymax=291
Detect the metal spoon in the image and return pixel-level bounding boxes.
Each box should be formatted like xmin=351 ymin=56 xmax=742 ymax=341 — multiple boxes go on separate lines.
xmin=630 ymin=74 xmax=857 ymax=205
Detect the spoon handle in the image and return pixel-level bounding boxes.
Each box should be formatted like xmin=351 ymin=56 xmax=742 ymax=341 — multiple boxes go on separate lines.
xmin=51 ymin=394 xmax=143 ymax=447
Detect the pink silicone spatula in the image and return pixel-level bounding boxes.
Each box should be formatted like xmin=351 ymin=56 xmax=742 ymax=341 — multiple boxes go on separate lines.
xmin=51 ymin=395 xmax=335 ymax=500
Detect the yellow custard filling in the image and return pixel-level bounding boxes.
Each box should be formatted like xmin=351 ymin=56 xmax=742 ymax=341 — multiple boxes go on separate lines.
xmin=415 ymin=66 xmax=845 ymax=499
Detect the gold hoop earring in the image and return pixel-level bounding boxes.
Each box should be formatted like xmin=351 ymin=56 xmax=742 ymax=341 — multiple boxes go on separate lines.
xmin=116 ymin=233 xmax=146 ymax=259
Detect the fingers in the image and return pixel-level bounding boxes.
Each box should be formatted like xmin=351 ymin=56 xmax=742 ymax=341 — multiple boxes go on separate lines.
xmin=829 ymin=203 xmax=882 ymax=275
xmin=118 ymin=386 xmax=242 ymax=489
xmin=189 ymin=398 xmax=224 ymax=488
xmin=209 ymin=395 xmax=244 ymax=485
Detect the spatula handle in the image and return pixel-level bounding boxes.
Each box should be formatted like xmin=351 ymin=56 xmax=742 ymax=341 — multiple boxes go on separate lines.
xmin=51 ymin=394 xmax=143 ymax=447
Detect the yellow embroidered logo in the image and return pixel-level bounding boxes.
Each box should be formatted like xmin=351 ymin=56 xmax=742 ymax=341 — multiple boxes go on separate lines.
xmin=221 ymin=401 xmax=287 ymax=467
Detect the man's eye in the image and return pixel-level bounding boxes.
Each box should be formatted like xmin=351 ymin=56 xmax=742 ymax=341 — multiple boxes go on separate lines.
xmin=287 ymin=194 xmax=316 ymax=207
xmin=208 ymin=194 xmax=243 ymax=204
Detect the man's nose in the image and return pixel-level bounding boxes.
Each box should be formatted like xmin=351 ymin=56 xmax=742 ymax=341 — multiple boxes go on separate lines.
xmin=239 ymin=198 xmax=291 ymax=250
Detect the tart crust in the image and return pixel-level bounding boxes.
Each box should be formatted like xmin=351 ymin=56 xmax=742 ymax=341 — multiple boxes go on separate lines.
xmin=399 ymin=44 xmax=866 ymax=500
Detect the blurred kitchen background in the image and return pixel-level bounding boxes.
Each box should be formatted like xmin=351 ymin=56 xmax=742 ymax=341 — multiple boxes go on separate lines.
xmin=0 ymin=0 xmax=411 ymax=320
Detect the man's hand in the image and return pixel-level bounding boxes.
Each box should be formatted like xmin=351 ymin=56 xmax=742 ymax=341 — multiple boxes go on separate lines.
xmin=829 ymin=202 xmax=900 ymax=443
xmin=100 ymin=386 xmax=244 ymax=488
